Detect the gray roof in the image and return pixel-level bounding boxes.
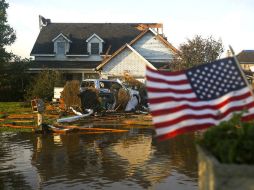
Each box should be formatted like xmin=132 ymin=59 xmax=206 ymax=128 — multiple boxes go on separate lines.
xmin=237 ymin=50 xmax=254 ymax=63
xmin=31 ymin=23 xmax=153 ymax=55
xmin=29 ymin=61 xmax=101 ymax=69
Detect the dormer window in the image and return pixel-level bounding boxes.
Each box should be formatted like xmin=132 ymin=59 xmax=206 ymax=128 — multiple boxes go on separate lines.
xmin=57 ymin=42 xmax=65 ymax=55
xmin=91 ymin=43 xmax=99 ymax=54
xmin=52 ymin=33 xmax=72 ymax=55
xmin=86 ymin=33 xmax=104 ymax=55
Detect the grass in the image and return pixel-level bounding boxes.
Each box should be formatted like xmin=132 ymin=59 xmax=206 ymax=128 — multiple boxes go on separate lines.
xmin=0 ymin=102 xmax=31 ymax=114
xmin=0 ymin=126 xmax=32 ymax=132
xmin=0 ymin=102 xmax=36 ymax=132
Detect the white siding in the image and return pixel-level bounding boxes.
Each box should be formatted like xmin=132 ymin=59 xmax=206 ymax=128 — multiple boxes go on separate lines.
xmin=101 ymin=48 xmax=147 ymax=78
xmin=132 ymin=32 xmax=175 ymax=62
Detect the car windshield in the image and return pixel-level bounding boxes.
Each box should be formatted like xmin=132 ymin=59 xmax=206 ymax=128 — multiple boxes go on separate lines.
xmin=99 ymin=81 xmax=122 ymax=90
xmin=81 ymin=81 xmax=95 ymax=88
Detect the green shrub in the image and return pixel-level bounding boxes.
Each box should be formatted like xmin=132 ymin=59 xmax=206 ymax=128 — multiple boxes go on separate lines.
xmin=198 ymin=114 xmax=254 ymax=164
xmin=25 ymin=70 xmax=63 ymax=101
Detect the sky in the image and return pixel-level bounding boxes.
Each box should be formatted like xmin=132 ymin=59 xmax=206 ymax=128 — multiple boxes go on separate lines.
xmin=6 ymin=0 xmax=254 ymax=58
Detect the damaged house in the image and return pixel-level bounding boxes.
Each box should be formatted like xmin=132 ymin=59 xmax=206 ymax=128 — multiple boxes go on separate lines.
xmin=29 ymin=16 xmax=178 ymax=82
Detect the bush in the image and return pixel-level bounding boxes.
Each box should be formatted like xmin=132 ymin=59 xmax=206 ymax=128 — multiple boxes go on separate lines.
xmin=116 ymin=88 xmax=130 ymax=110
xmin=198 ymin=114 xmax=254 ymax=164
xmin=61 ymin=80 xmax=81 ymax=108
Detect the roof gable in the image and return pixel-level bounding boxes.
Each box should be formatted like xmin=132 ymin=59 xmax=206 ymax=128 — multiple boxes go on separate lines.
xmin=52 ymin=33 xmax=72 ymax=42
xmin=97 ymin=29 xmax=178 ymax=70
xmin=86 ymin=33 xmax=104 ymax=43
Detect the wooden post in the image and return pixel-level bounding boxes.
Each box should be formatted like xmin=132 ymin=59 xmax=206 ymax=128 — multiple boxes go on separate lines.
xmin=31 ymin=98 xmax=45 ymax=132
xmin=37 ymin=113 xmax=43 ymax=131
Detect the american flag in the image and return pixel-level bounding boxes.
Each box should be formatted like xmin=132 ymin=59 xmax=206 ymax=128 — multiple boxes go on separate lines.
xmin=146 ymin=57 xmax=254 ymax=141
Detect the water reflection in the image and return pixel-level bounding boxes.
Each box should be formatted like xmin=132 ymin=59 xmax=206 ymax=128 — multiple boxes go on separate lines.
xmin=0 ymin=126 xmax=198 ymax=189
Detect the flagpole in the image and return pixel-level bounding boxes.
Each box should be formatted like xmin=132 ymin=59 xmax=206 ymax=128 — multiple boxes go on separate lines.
xmin=229 ymin=45 xmax=254 ymax=98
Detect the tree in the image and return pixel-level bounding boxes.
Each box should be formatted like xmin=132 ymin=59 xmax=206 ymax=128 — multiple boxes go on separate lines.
xmin=169 ymin=35 xmax=224 ymax=71
xmin=0 ymin=58 xmax=32 ymax=101
xmin=0 ymin=0 xmax=16 ymax=66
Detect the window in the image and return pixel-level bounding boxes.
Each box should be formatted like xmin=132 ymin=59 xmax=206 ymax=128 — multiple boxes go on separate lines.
xmin=91 ymin=43 xmax=99 ymax=55
xmin=57 ymin=42 xmax=65 ymax=54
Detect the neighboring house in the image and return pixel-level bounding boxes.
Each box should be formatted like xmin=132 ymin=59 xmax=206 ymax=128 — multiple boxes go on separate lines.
xmin=29 ymin=16 xmax=178 ymax=82
xmin=237 ymin=50 xmax=254 ymax=83
xmin=237 ymin=50 xmax=254 ymax=71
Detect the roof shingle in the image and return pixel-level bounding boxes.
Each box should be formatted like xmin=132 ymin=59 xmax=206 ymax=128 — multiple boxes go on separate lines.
xmin=31 ymin=23 xmax=155 ymax=55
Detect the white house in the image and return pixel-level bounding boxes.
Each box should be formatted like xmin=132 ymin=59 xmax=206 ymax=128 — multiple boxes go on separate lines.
xmin=30 ymin=16 xmax=178 ymax=82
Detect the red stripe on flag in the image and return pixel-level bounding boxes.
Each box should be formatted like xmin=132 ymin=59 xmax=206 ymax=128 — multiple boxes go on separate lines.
xmin=146 ymin=87 xmax=193 ymax=94
xmin=148 ymin=96 xmax=199 ymax=104
xmin=242 ymin=113 xmax=254 ymax=122
xmin=147 ymin=66 xmax=184 ymax=76
xmin=146 ymin=75 xmax=188 ymax=85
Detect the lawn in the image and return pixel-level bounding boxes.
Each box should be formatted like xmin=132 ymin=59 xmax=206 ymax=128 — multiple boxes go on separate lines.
xmin=0 ymin=102 xmax=35 ymax=132
xmin=0 ymin=102 xmax=31 ymax=114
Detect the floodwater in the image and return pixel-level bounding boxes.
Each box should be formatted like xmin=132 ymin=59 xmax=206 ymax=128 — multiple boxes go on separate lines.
xmin=0 ymin=125 xmax=198 ymax=190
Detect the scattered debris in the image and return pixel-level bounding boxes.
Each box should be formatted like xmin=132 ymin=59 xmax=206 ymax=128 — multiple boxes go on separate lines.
xmin=57 ymin=109 xmax=93 ymax=123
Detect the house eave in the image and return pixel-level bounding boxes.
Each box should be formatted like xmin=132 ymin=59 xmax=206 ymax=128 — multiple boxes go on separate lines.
xmin=66 ymin=54 xmax=89 ymax=57
xmin=31 ymin=54 xmax=56 ymax=57
xmin=28 ymin=68 xmax=97 ymax=71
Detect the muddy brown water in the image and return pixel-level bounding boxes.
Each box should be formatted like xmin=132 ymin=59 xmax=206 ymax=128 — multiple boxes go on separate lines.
xmin=0 ymin=124 xmax=198 ymax=190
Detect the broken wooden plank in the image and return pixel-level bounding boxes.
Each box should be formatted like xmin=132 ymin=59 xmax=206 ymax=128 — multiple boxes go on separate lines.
xmin=10 ymin=120 xmax=34 ymax=123
xmin=7 ymin=114 xmax=35 ymax=119
xmin=2 ymin=124 xmax=35 ymax=129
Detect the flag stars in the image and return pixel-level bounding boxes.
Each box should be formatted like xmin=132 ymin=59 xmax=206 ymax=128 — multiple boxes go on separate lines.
xmin=186 ymin=58 xmax=246 ymax=100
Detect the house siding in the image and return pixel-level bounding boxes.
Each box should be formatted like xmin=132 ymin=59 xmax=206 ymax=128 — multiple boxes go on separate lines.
xmin=132 ymin=32 xmax=174 ymax=62
xmin=101 ymin=48 xmax=147 ymax=78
